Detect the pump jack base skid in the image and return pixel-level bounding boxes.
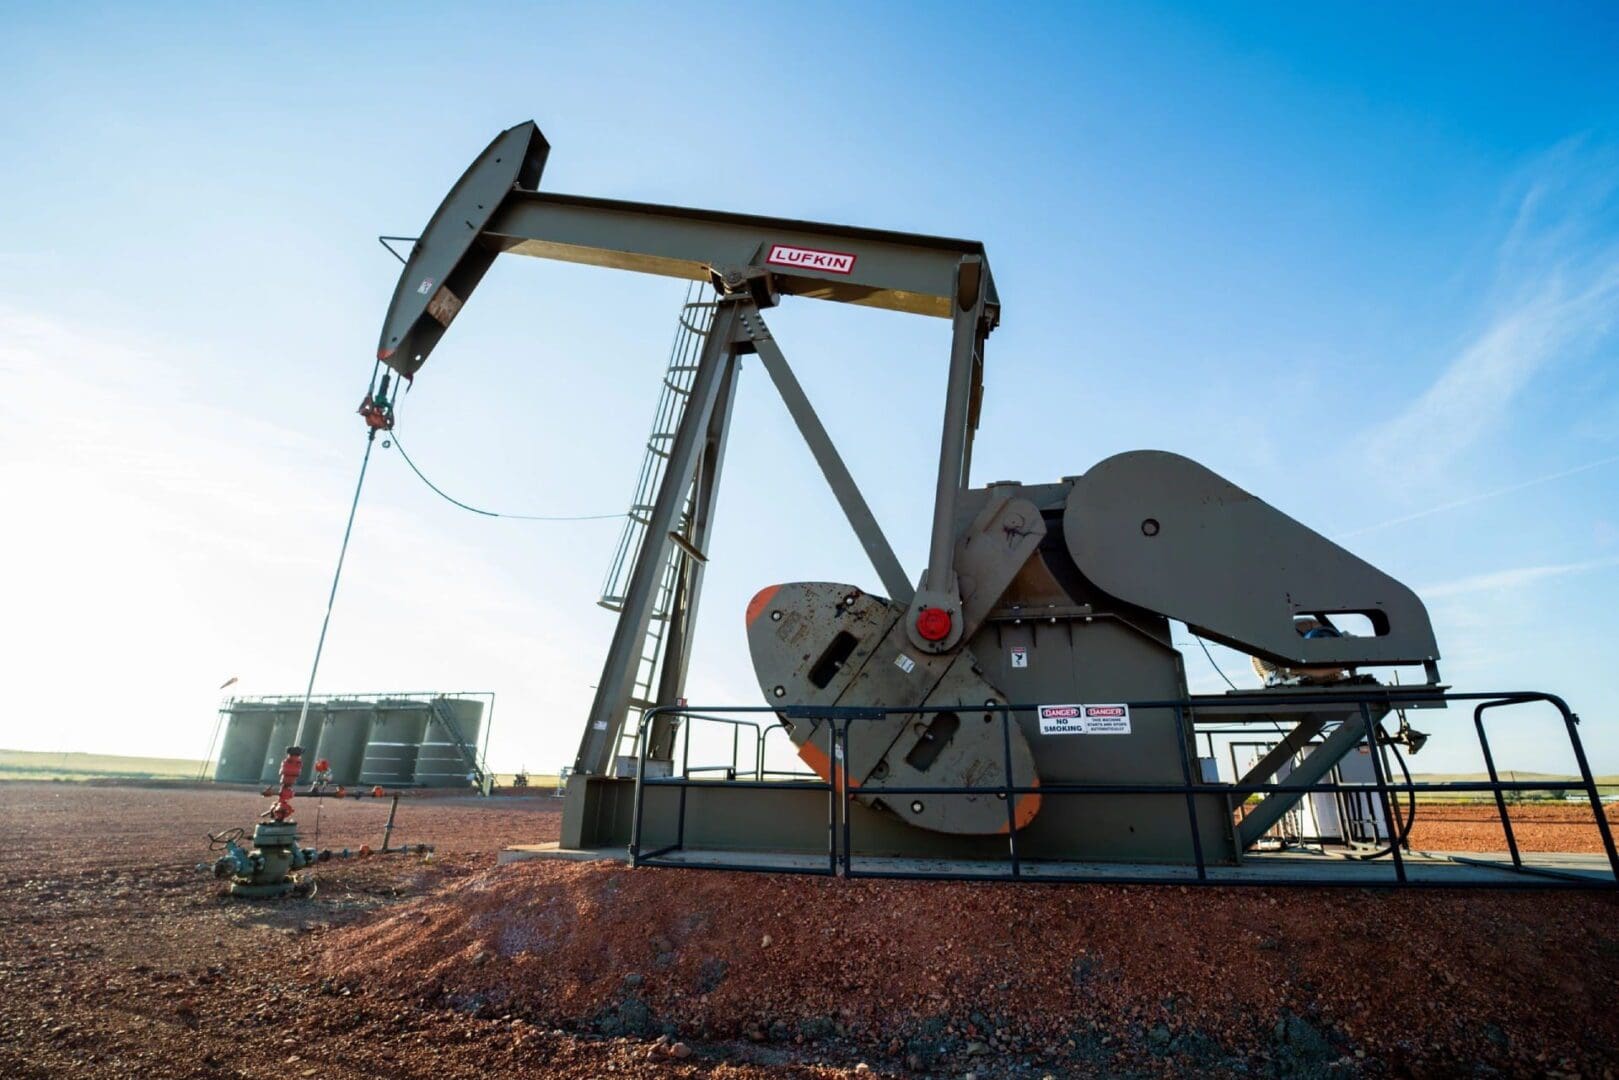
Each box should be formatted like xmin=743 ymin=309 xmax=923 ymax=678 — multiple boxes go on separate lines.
xmin=500 ymin=843 xmax=1617 ymax=889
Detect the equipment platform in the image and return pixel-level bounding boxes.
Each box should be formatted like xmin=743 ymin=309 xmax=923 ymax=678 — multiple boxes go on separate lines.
xmin=499 ymin=843 xmax=1615 ymax=887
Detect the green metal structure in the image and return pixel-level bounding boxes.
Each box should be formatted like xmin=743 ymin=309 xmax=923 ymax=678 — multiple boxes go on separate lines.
xmin=214 ymin=694 xmax=491 ymax=789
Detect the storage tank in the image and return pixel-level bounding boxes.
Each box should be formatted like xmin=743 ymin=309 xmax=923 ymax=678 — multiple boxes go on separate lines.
xmin=414 ymin=697 xmax=485 ymax=787
xmin=318 ymin=702 xmax=374 ymax=785
xmin=359 ymin=701 xmax=429 ymax=786
xmin=258 ymin=705 xmax=327 ymax=784
xmin=215 ymin=703 xmax=276 ymax=783
xmin=257 ymin=705 xmax=309 ymax=784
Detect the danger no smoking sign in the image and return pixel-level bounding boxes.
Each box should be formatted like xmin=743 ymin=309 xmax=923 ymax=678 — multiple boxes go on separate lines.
xmin=1037 ymin=703 xmax=1132 ymax=736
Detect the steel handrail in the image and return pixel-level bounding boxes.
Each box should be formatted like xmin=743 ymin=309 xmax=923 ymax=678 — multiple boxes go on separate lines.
xmin=630 ymin=689 xmax=1618 ymax=887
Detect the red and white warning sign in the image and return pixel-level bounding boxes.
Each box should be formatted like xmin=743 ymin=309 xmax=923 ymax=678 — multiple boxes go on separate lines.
xmin=1010 ymin=645 xmax=1028 ymax=668
xmin=766 ymin=244 xmax=857 ymax=275
xmin=1037 ymin=703 xmax=1131 ymax=736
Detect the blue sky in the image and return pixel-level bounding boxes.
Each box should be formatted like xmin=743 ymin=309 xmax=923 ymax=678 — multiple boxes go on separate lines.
xmin=2 ymin=3 xmax=1617 ymax=779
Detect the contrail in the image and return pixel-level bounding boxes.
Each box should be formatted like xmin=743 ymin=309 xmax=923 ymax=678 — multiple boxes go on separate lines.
xmin=1341 ymin=453 xmax=1619 ymax=539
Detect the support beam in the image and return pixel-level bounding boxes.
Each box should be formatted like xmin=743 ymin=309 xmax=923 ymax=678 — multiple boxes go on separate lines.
xmin=1237 ymin=714 xmax=1371 ymax=849
xmin=905 ymin=256 xmax=988 ymax=652
xmin=1232 ymin=714 xmax=1327 ymax=802
xmin=648 ymin=352 xmax=742 ymax=761
xmin=482 ymin=190 xmax=997 ymax=320
xmin=742 ymin=310 xmax=914 ymax=604
xmin=574 ymin=301 xmax=742 ymax=776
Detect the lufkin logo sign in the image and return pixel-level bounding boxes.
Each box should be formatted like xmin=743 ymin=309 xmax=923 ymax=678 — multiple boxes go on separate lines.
xmin=1037 ymin=703 xmax=1132 ymax=736
xmin=766 ymin=243 xmax=858 ymax=275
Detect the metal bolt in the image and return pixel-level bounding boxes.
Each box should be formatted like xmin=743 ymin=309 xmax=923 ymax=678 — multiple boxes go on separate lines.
xmin=772 ymin=686 xmax=786 ymax=698
xmin=770 ymin=610 xmax=783 ymax=622
xmin=910 ymin=800 xmax=925 ymax=814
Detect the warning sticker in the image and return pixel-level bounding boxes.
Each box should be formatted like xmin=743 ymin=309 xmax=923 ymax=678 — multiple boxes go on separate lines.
xmin=1037 ymin=703 xmax=1131 ymax=736
xmin=1010 ymin=645 xmax=1028 ymax=669
xmin=894 ymin=652 xmax=917 ymax=674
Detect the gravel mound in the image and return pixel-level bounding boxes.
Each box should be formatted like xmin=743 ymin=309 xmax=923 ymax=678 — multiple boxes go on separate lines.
xmin=326 ymin=859 xmax=1619 ymax=1075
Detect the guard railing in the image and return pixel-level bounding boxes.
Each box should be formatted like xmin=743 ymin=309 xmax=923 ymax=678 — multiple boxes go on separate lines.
xmin=627 ymin=689 xmax=1619 ymax=888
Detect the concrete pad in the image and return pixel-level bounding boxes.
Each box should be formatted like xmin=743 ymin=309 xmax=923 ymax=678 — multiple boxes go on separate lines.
xmin=497 ymin=842 xmax=621 ymax=865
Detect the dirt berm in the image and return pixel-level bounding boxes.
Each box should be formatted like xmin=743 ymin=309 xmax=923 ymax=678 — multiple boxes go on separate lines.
xmin=325 ymin=859 xmax=1619 ymax=1077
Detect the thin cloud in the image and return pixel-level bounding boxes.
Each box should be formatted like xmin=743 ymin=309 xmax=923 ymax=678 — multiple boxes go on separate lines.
xmin=1341 ymin=452 xmax=1619 ymax=538
xmin=1368 ymin=141 xmax=1619 ymax=481
xmin=1420 ymin=554 xmax=1619 ymax=600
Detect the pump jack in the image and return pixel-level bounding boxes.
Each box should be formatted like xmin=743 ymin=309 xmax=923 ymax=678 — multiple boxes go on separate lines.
xmin=370 ymin=121 xmax=1618 ymax=877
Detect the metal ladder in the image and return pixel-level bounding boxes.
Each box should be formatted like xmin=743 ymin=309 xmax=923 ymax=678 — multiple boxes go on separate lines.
xmin=429 ymin=697 xmax=486 ymax=787
xmin=598 ymin=284 xmax=716 ymax=764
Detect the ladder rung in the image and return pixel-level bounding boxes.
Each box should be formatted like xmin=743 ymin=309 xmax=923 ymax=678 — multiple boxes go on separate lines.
xmin=595 ymin=288 xmax=719 ymax=725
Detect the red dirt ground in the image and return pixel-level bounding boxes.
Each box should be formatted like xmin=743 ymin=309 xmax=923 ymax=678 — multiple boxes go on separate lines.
xmin=0 ymin=782 xmax=845 ymax=1078
xmin=3 ymin=781 xmax=1617 ymax=1078
xmin=329 ymin=856 xmax=1619 ymax=1078
xmin=1405 ymin=801 xmax=1619 ymax=853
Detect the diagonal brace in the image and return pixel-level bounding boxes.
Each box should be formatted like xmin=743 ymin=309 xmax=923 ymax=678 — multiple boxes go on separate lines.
xmin=738 ymin=307 xmax=914 ymax=603
xmin=1237 ymin=712 xmax=1373 ymax=849
xmin=1233 ymin=713 xmax=1327 ymax=801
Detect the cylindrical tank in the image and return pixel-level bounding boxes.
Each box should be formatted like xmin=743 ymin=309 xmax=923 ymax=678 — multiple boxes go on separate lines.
xmin=414 ymin=698 xmax=485 ymax=787
xmin=359 ymin=701 xmax=429 ymax=786
xmin=257 ymin=706 xmax=304 ymax=784
xmin=318 ymin=703 xmax=373 ymax=785
xmin=215 ymin=703 xmax=276 ymax=783
xmin=257 ymin=705 xmax=325 ymax=784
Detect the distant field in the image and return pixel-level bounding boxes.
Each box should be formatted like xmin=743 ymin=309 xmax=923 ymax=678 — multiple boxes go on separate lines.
xmin=0 ymin=749 xmax=207 ymax=782
xmin=1410 ymin=771 xmax=1619 ymax=802
xmin=0 ymin=751 xmax=562 ymax=791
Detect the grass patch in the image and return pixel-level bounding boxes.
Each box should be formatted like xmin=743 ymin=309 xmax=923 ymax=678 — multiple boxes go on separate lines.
xmin=0 ymin=749 xmax=208 ymax=782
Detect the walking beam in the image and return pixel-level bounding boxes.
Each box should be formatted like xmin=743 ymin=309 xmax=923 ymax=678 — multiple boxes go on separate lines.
xmin=377 ymin=122 xmax=997 ymax=380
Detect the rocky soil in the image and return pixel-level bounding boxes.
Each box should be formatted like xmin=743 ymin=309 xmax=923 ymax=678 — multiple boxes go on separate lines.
xmin=1405 ymin=801 xmax=1619 ymax=853
xmin=328 ymin=855 xmax=1619 ymax=1078
xmin=3 ymin=781 xmax=1617 ymax=1078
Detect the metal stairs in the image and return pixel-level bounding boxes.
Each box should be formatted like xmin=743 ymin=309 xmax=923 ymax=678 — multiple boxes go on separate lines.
xmin=429 ymin=697 xmax=486 ymax=787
